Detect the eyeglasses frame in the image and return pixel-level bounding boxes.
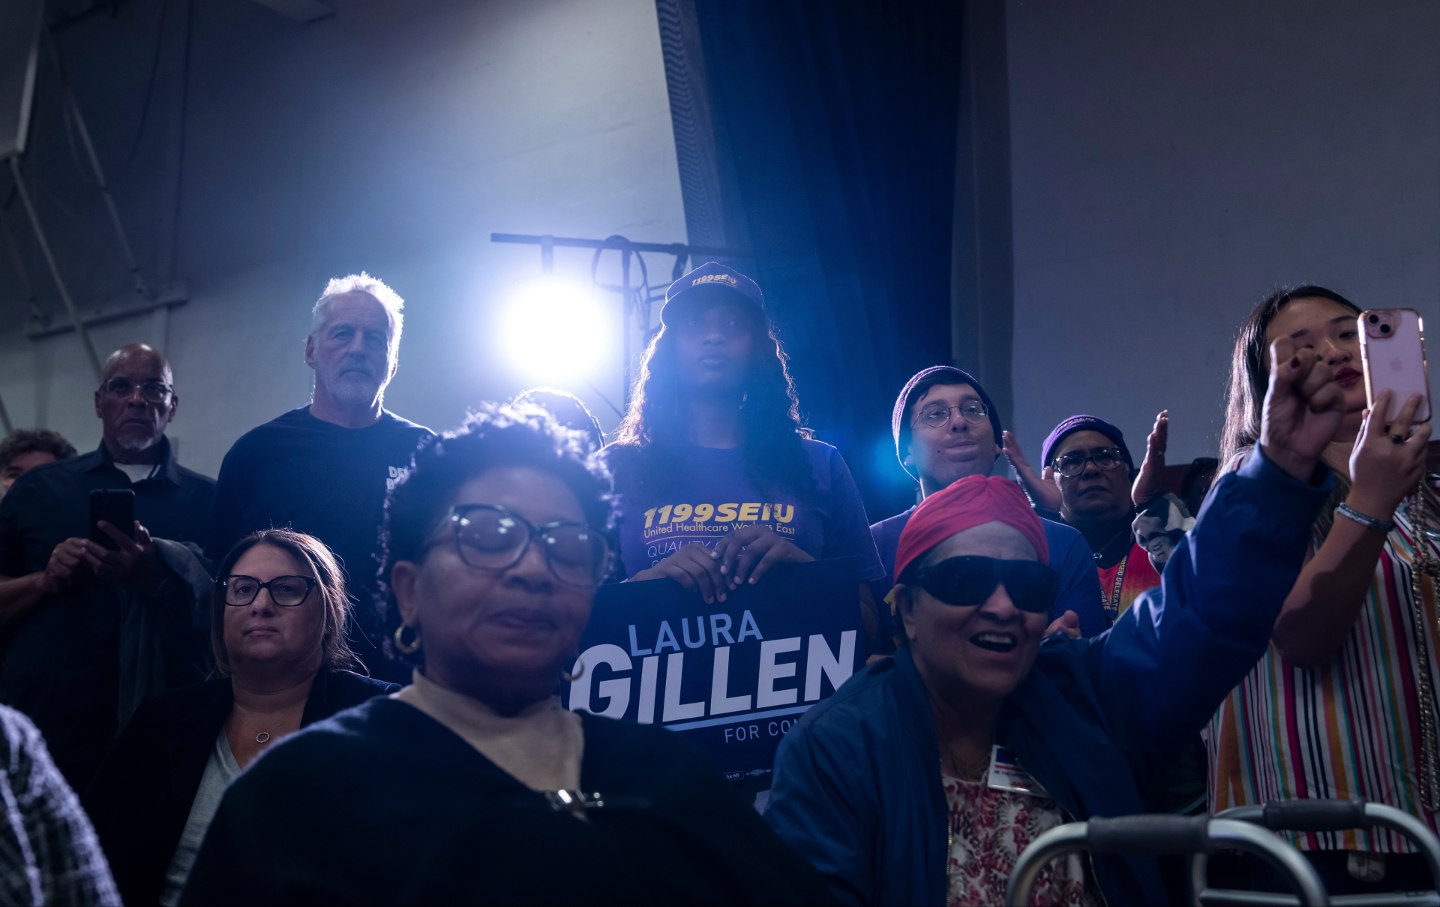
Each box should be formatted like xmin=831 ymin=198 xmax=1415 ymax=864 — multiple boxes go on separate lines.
xmin=97 ymin=378 xmax=175 ymax=405
xmin=220 ymin=574 xmax=318 ymax=608
xmin=912 ymin=402 xmax=990 ymax=432
xmin=428 ymin=503 xmax=611 ymax=588
xmin=1051 ymin=447 xmax=1127 ymax=478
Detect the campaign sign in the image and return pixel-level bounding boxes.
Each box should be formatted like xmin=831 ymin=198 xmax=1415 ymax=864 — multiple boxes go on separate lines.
xmin=565 ymin=557 xmax=862 ymax=791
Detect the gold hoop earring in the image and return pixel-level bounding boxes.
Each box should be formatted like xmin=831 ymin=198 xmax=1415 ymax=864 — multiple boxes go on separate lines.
xmin=561 ymin=656 xmax=585 ymax=683
xmin=394 ymin=624 xmax=421 ymax=655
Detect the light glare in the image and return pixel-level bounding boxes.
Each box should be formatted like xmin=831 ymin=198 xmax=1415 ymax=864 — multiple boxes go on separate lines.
xmin=501 ymin=277 xmax=610 ymax=382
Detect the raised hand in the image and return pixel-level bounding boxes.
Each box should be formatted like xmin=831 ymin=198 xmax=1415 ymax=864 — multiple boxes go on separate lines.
xmin=711 ymin=524 xmax=813 ymax=589
xmin=1347 ymin=390 xmax=1431 ymax=519
xmin=1131 ymin=410 xmax=1169 ymax=506
xmin=1003 ymin=431 xmax=1063 ymax=514
xmin=1258 ymin=338 xmax=1345 ymax=482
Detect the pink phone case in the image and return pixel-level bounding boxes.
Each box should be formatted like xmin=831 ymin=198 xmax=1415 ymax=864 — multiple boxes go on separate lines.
xmin=1359 ymin=308 xmax=1432 ymax=424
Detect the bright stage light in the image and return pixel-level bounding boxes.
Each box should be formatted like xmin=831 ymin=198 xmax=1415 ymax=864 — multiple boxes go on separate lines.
xmin=500 ymin=276 xmax=612 ymax=382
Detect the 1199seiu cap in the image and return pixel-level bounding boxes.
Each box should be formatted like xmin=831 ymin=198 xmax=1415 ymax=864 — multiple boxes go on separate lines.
xmin=660 ymin=261 xmax=766 ymax=326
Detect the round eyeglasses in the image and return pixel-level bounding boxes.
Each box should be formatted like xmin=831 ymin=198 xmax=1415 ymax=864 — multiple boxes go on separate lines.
xmin=1052 ymin=447 xmax=1127 ymax=478
xmin=98 ymin=378 xmax=174 ymax=405
xmin=914 ymin=402 xmax=988 ymax=431
xmin=220 ymin=575 xmax=317 ymax=608
xmin=97 ymin=377 xmax=173 ymax=405
xmin=431 ymin=504 xmax=610 ymax=587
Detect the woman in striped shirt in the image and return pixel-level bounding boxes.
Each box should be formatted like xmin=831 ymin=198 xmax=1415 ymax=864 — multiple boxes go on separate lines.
xmin=1209 ymin=284 xmax=1435 ymax=894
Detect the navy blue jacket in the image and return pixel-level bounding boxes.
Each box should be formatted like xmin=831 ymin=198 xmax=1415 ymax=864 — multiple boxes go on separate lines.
xmin=766 ymin=450 xmax=1330 ymax=906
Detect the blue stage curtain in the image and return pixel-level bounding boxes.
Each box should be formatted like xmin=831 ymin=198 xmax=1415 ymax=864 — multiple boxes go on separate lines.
xmin=658 ymin=0 xmax=972 ymax=518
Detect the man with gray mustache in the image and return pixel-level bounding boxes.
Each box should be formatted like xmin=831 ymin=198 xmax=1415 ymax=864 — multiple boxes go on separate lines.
xmin=206 ymin=274 xmax=432 ymax=680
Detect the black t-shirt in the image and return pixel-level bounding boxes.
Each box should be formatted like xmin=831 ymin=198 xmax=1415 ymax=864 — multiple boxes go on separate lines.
xmin=206 ymin=407 xmax=432 ymax=676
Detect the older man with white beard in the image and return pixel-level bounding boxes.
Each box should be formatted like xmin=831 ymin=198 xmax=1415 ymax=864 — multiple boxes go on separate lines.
xmin=207 ymin=274 xmax=432 ymax=679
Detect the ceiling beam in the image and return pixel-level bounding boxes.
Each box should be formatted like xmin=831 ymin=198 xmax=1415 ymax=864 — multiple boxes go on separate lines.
xmin=247 ymin=0 xmax=334 ymax=24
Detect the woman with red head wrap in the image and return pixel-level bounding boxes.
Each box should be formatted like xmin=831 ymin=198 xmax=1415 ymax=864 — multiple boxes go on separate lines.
xmin=765 ymin=339 xmax=1348 ymax=906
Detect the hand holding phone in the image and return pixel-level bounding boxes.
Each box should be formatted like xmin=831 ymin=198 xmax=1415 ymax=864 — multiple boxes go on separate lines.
xmin=1359 ymin=309 xmax=1432 ymax=425
xmin=88 ymin=489 xmax=136 ymax=551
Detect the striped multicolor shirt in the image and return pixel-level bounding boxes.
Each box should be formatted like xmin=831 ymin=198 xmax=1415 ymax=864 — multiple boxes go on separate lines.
xmin=1205 ymin=507 xmax=1440 ymax=852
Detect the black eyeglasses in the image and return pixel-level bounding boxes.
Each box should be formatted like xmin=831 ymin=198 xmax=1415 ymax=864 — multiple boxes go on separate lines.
xmin=98 ymin=378 xmax=173 ymax=404
xmin=914 ymin=402 xmax=988 ymax=431
xmin=908 ymin=556 xmax=1056 ymax=614
xmin=220 ymin=575 xmax=317 ymax=608
xmin=431 ymin=504 xmax=610 ymax=587
xmin=1052 ymin=447 xmax=1126 ymax=478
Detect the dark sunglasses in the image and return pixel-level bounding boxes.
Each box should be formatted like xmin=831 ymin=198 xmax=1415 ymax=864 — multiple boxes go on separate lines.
xmin=908 ymin=556 xmax=1057 ymax=614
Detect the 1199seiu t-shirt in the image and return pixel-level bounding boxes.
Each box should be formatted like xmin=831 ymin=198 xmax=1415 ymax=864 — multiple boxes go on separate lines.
xmin=605 ymin=439 xmax=883 ymax=583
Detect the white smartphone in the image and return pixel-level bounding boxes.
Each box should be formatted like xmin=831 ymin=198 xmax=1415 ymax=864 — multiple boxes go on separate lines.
xmin=1359 ymin=308 xmax=1432 ymax=424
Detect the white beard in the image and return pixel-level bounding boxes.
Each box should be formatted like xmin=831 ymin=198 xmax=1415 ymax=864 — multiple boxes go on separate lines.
xmin=325 ymin=373 xmax=382 ymax=408
xmin=115 ymin=434 xmax=160 ymax=453
xmin=318 ymin=362 xmax=386 ymax=409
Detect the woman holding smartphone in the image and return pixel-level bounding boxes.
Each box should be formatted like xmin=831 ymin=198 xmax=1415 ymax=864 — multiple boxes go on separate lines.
xmin=1209 ymin=284 xmax=1436 ymax=895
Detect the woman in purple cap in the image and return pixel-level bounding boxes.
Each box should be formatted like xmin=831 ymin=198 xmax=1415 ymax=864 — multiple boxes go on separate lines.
xmin=1042 ymin=415 xmax=1159 ymax=624
xmin=602 ymin=261 xmax=886 ymax=648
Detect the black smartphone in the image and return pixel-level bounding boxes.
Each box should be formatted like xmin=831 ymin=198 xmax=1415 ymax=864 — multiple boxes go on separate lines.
xmin=89 ymin=489 xmax=135 ymax=550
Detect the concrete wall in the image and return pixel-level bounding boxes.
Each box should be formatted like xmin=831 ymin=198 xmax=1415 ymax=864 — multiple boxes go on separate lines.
xmin=1005 ymin=0 xmax=1440 ymax=462
xmin=0 ymin=0 xmax=684 ymax=475
xmin=11 ymin=0 xmax=1437 ymax=480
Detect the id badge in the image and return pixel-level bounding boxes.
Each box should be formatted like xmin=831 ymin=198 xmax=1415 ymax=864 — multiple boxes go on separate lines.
xmin=987 ymin=745 xmax=1050 ymax=798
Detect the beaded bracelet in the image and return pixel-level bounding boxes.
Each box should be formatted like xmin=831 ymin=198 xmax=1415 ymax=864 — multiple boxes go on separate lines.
xmin=1336 ymin=502 xmax=1395 ymax=534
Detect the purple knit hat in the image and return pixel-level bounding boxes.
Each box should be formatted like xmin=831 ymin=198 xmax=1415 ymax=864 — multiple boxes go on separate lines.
xmin=891 ymin=366 xmax=1004 ymax=478
xmin=1040 ymin=415 xmax=1134 ymax=473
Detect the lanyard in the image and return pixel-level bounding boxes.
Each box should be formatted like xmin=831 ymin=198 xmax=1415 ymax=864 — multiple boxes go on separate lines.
xmin=1103 ymin=551 xmax=1129 ymax=626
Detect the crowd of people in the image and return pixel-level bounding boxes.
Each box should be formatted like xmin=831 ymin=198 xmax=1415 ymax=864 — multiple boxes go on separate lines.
xmin=0 ymin=262 xmax=1432 ymax=906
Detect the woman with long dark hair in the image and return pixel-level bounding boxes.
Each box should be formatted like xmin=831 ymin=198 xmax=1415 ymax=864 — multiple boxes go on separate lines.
xmin=1209 ymin=284 xmax=1436 ymax=895
xmin=603 ymin=262 xmax=884 ymax=644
